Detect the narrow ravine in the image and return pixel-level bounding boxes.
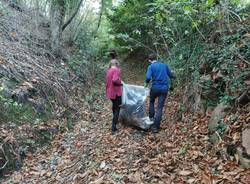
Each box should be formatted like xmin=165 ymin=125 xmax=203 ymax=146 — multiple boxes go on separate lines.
xmin=3 ymin=62 xmax=250 ymax=184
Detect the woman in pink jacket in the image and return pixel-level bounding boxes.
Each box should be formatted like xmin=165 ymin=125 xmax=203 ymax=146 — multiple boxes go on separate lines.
xmin=106 ymin=50 xmax=122 ymax=133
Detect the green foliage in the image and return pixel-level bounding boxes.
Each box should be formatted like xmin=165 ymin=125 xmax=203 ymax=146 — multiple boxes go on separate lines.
xmin=100 ymin=0 xmax=250 ymax=111
xmin=0 ymin=85 xmax=50 ymax=125
xmin=68 ymin=55 xmax=90 ymax=82
xmin=0 ymin=95 xmax=32 ymax=124
xmin=107 ymin=0 xmax=157 ymax=53
xmin=106 ymin=0 xmax=249 ymax=75
xmin=203 ymin=24 xmax=250 ymax=104
xmin=107 ymin=0 xmax=220 ymax=54
xmin=178 ymin=142 xmax=191 ymax=156
xmin=220 ymin=95 xmax=236 ymax=104
xmin=216 ymin=122 xmax=228 ymax=135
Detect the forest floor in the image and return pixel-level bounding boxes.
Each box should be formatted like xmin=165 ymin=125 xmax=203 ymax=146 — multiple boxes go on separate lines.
xmin=2 ymin=61 xmax=250 ymax=184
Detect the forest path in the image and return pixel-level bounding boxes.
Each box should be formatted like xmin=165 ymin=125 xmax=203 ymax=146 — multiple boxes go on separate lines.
xmin=3 ymin=61 xmax=249 ymax=184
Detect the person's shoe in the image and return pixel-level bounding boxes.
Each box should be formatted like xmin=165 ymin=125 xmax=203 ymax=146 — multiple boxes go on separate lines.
xmin=151 ymin=126 xmax=159 ymax=133
xmin=112 ymin=128 xmax=118 ymax=134
xmin=150 ymin=117 xmax=154 ymax=122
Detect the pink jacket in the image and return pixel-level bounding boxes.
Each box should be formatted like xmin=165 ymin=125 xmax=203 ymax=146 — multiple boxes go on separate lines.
xmin=106 ymin=67 xmax=122 ymax=99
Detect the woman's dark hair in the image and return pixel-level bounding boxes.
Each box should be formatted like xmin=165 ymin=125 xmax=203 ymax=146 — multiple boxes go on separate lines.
xmin=148 ymin=53 xmax=157 ymax=61
xmin=109 ymin=50 xmax=117 ymax=59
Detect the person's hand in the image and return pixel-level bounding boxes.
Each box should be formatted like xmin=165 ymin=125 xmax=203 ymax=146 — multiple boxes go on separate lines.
xmin=144 ymin=82 xmax=149 ymax=88
xmin=171 ymin=73 xmax=177 ymax=79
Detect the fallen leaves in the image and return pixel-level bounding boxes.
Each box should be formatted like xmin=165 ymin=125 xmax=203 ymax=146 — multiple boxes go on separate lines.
xmin=90 ymin=176 xmax=104 ymax=184
xmin=179 ymin=170 xmax=193 ymax=176
xmin=99 ymin=161 xmax=106 ymax=169
xmin=2 ymin=84 xmax=250 ymax=184
xmin=127 ymin=171 xmax=142 ymax=183
xmin=12 ymin=172 xmax=23 ymax=184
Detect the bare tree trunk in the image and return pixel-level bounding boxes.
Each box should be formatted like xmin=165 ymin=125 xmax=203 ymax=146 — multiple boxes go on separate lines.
xmin=50 ymin=0 xmax=66 ymax=56
xmin=93 ymin=0 xmax=104 ymax=38
xmin=62 ymin=0 xmax=84 ymax=31
xmin=73 ymin=6 xmax=90 ymax=41
xmin=64 ymin=0 xmax=86 ymax=44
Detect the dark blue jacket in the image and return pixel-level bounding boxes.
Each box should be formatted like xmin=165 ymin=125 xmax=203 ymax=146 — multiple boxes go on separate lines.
xmin=145 ymin=61 xmax=174 ymax=92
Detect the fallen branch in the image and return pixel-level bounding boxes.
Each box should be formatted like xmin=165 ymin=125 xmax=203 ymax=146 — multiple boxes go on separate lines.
xmin=0 ymin=143 xmax=9 ymax=170
xmin=228 ymin=10 xmax=242 ymax=22
xmin=237 ymin=86 xmax=250 ymax=104
xmin=215 ymin=131 xmax=223 ymax=142
xmin=215 ymin=42 xmax=250 ymax=66
xmin=228 ymin=49 xmax=250 ymax=66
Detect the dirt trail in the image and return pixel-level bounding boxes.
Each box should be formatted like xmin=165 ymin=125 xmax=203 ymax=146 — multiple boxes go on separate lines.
xmin=3 ymin=62 xmax=250 ymax=184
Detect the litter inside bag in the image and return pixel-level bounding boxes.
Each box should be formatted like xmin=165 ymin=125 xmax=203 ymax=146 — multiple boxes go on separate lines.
xmin=119 ymin=83 xmax=153 ymax=129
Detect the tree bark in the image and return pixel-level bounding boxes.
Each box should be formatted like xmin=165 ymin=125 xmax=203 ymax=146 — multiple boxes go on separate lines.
xmin=50 ymin=0 xmax=66 ymax=56
xmin=66 ymin=0 xmax=86 ymax=43
xmin=73 ymin=5 xmax=91 ymax=41
xmin=62 ymin=0 xmax=84 ymax=31
xmin=93 ymin=0 xmax=104 ymax=38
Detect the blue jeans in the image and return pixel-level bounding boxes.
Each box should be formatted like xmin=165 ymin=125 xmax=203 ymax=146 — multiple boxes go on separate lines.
xmin=149 ymin=90 xmax=167 ymax=129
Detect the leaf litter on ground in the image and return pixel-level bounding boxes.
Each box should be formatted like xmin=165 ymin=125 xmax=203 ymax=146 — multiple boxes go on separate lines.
xmin=2 ymin=77 xmax=250 ymax=184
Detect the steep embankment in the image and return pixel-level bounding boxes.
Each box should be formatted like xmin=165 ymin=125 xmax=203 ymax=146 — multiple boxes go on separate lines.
xmin=0 ymin=1 xmax=92 ymax=176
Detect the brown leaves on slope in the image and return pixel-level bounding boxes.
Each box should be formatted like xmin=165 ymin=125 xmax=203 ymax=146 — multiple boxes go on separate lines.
xmin=3 ymin=89 xmax=250 ymax=184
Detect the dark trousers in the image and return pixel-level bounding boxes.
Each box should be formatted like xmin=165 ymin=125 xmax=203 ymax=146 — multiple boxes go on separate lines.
xmin=111 ymin=96 xmax=122 ymax=131
xmin=149 ymin=90 xmax=167 ymax=129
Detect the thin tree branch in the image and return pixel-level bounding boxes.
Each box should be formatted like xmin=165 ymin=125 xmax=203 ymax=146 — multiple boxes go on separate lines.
xmin=0 ymin=144 xmax=9 ymax=170
xmin=73 ymin=5 xmax=91 ymax=41
xmin=237 ymin=86 xmax=250 ymax=104
xmin=228 ymin=9 xmax=242 ymax=22
xmin=186 ymin=13 xmax=207 ymax=42
xmin=62 ymin=0 xmax=84 ymax=31
xmin=228 ymin=48 xmax=250 ymax=66
xmin=125 ymin=34 xmax=155 ymax=53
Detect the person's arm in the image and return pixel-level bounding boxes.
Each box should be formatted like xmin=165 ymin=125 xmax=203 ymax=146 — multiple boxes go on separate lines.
xmin=166 ymin=64 xmax=176 ymax=79
xmin=145 ymin=65 xmax=152 ymax=87
xmin=112 ymin=69 xmax=122 ymax=86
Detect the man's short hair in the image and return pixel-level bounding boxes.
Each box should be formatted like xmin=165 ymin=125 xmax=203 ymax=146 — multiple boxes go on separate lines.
xmin=109 ymin=50 xmax=117 ymax=59
xmin=148 ymin=53 xmax=157 ymax=61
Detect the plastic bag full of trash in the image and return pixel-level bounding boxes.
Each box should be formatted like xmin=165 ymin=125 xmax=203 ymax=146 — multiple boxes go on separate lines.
xmin=119 ymin=83 xmax=153 ymax=129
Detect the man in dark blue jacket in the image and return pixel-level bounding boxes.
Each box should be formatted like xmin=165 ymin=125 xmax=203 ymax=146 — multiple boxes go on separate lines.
xmin=145 ymin=53 xmax=175 ymax=133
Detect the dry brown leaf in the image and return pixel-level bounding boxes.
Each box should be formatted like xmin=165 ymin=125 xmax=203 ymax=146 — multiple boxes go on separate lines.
xmin=73 ymin=171 xmax=90 ymax=181
xmin=12 ymin=173 xmax=23 ymax=184
xmin=202 ymin=171 xmax=222 ymax=184
xmin=40 ymin=170 xmax=46 ymax=177
xmin=187 ymin=178 xmax=196 ymax=183
xmin=117 ymin=148 xmax=126 ymax=153
xmin=233 ymin=132 xmax=241 ymax=143
xmin=56 ymin=174 xmax=62 ymax=181
xmin=163 ymin=142 xmax=174 ymax=148
xmin=29 ymin=171 xmax=40 ymax=176
xmin=179 ymin=170 xmax=193 ymax=176
xmin=75 ymin=141 xmax=82 ymax=149
xmin=128 ymin=172 xmax=142 ymax=183
xmin=90 ymin=176 xmax=104 ymax=184
xmin=100 ymin=161 xmax=106 ymax=169
xmin=46 ymin=171 xmax=53 ymax=178
xmin=26 ymin=152 xmax=34 ymax=161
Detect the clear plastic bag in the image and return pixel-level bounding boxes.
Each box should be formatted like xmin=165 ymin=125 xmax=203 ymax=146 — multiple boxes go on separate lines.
xmin=119 ymin=83 xmax=153 ymax=129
